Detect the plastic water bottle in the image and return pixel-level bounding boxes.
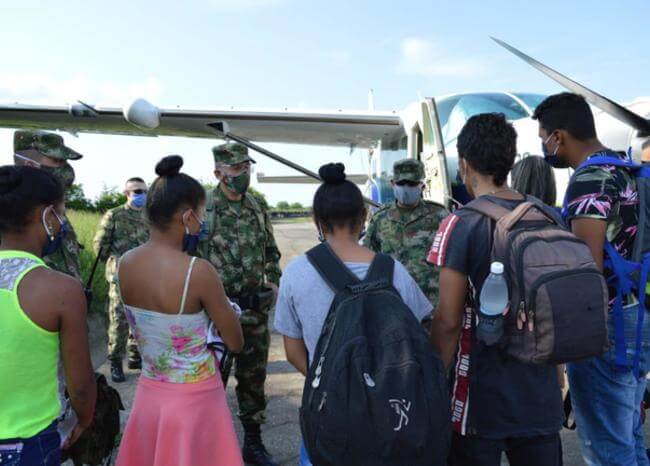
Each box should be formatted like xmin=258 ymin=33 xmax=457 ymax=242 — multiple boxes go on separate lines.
xmin=477 ymin=262 xmax=509 ymax=345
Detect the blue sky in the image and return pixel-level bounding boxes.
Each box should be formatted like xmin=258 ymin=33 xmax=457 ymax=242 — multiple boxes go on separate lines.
xmin=0 ymin=0 xmax=648 ymax=205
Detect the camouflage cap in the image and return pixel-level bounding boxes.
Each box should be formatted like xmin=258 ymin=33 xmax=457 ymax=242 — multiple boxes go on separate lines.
xmin=393 ymin=158 xmax=424 ymax=182
xmin=14 ymin=130 xmax=83 ymax=161
xmin=212 ymin=142 xmax=256 ymax=166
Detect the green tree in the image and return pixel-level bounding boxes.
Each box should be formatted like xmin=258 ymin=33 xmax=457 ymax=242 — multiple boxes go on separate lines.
xmin=290 ymin=202 xmax=304 ymax=210
xmin=94 ymin=186 xmax=127 ymax=212
xmin=276 ymin=201 xmax=290 ymax=210
xmin=248 ymin=186 xmax=269 ymax=210
xmin=65 ymin=183 xmax=95 ymax=212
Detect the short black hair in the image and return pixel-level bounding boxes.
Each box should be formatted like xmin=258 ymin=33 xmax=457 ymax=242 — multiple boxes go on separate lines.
xmin=511 ymin=155 xmax=557 ymax=206
xmin=532 ymin=92 xmax=597 ymax=141
xmin=147 ymin=156 xmax=205 ymax=230
xmin=313 ymin=163 xmax=365 ymax=233
xmin=0 ymin=165 xmax=64 ymax=233
xmin=127 ymin=177 xmax=145 ymax=184
xmin=456 ymin=113 xmax=517 ymax=186
xmin=642 ymin=139 xmax=650 ymax=151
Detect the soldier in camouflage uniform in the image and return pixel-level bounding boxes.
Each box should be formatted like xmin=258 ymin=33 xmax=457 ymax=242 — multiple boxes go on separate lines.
xmin=363 ymin=159 xmax=449 ymax=324
xmin=93 ymin=177 xmax=150 ymax=383
xmin=198 ymin=142 xmax=281 ymax=466
xmin=9 ymin=130 xmax=83 ymax=279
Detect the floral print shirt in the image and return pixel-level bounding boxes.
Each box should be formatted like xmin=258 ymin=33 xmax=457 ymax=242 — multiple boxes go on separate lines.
xmin=125 ymin=306 xmax=217 ymax=383
xmin=564 ymin=151 xmax=639 ymax=302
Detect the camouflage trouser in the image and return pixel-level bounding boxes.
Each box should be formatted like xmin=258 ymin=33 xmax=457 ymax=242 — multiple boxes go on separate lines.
xmin=234 ymin=306 xmax=271 ymax=425
xmin=107 ymin=282 xmax=140 ymax=362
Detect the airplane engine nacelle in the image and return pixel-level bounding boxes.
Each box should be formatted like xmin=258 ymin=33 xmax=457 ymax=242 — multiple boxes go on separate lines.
xmin=124 ymin=98 xmax=160 ymax=129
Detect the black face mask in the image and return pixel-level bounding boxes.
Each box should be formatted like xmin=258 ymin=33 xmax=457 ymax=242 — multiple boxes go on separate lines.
xmin=541 ymin=133 xmax=570 ymax=169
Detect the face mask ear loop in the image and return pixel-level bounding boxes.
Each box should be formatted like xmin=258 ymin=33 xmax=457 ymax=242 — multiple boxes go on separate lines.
xmin=317 ymin=223 xmax=325 ymax=243
xmin=42 ymin=206 xmax=55 ymax=240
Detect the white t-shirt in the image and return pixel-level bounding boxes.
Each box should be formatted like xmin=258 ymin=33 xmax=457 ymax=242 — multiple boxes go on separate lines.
xmin=273 ymin=254 xmax=433 ymax=364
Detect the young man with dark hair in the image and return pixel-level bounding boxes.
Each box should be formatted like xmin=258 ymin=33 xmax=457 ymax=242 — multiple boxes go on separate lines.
xmin=534 ymin=92 xmax=647 ymax=465
xmin=428 ymin=113 xmax=563 ymax=466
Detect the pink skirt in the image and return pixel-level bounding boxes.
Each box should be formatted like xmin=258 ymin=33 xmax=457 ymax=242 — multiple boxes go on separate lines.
xmin=116 ymin=374 xmax=243 ymax=466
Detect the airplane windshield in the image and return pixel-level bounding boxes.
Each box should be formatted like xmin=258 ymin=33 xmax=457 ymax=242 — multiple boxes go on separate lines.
xmin=513 ymin=93 xmax=547 ymax=112
xmin=437 ymin=93 xmax=531 ymax=146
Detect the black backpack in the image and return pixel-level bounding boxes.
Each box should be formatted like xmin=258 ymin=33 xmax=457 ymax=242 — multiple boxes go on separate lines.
xmin=300 ymin=244 xmax=451 ymax=466
xmin=61 ymin=373 xmax=125 ymax=466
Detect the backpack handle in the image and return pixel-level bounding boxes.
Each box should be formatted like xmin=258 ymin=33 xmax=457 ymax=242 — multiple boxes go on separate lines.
xmin=498 ymin=201 xmax=555 ymax=232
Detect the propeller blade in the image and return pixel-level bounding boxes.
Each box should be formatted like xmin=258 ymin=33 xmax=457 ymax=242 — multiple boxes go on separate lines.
xmin=491 ymin=37 xmax=650 ymax=136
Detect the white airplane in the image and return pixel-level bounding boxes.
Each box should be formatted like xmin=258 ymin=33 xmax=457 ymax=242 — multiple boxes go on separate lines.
xmin=0 ymin=38 xmax=648 ymax=209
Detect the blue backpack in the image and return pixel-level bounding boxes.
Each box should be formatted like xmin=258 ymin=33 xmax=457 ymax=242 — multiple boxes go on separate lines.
xmin=562 ymin=152 xmax=650 ymax=376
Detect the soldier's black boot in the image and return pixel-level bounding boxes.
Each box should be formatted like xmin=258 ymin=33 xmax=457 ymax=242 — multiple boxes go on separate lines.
xmin=242 ymin=424 xmax=279 ymax=466
xmin=110 ymin=360 xmax=126 ymax=383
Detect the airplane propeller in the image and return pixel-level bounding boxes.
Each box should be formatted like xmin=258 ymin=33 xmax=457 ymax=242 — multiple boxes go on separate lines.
xmin=491 ymin=37 xmax=650 ymax=137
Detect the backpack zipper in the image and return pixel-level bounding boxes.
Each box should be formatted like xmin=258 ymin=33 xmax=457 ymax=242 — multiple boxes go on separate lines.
xmin=514 ymin=235 xmax=587 ymax=306
xmin=527 ymin=268 xmax=602 ymax=317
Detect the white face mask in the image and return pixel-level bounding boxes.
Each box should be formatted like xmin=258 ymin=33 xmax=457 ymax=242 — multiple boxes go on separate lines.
xmin=393 ymin=184 xmax=422 ymax=206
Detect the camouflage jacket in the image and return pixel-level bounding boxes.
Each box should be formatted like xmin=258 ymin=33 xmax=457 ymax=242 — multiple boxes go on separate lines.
xmin=363 ymin=200 xmax=449 ymax=306
xmin=197 ymin=186 xmax=281 ymax=297
xmin=45 ymin=213 xmax=83 ymax=280
xmin=93 ymin=204 xmax=149 ymax=283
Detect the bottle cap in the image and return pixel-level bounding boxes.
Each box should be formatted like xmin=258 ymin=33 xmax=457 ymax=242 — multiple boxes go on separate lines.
xmin=490 ymin=262 xmax=504 ymax=274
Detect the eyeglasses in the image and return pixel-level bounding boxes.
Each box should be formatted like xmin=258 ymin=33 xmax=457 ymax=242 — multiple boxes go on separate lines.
xmin=130 ymin=189 xmax=147 ymax=194
xmin=395 ymin=180 xmax=422 ymax=187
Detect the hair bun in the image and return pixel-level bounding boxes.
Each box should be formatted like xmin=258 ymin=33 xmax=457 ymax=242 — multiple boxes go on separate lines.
xmin=0 ymin=166 xmax=22 ymax=194
xmin=155 ymin=155 xmax=184 ymax=177
xmin=319 ymin=163 xmax=346 ymax=185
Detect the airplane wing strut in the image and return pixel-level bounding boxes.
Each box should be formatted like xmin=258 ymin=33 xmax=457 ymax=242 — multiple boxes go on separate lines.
xmin=207 ymin=122 xmax=380 ymax=208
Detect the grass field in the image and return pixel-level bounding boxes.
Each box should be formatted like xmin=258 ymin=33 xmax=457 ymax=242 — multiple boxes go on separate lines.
xmin=68 ymin=210 xmax=108 ymax=315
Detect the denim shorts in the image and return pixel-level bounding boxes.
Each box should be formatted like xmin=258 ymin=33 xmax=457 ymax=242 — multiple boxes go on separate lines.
xmin=0 ymin=422 xmax=60 ymax=466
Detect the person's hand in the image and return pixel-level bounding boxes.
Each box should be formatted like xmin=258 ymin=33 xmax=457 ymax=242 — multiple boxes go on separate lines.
xmin=63 ymin=424 xmax=85 ymax=450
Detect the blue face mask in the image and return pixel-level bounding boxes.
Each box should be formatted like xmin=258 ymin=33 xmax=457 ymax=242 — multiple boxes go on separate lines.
xmin=131 ymin=193 xmax=147 ymax=208
xmin=393 ymin=184 xmax=422 ymax=206
xmin=182 ymin=212 xmax=206 ymax=254
xmin=42 ymin=208 xmax=67 ymax=257
xmin=542 ymin=133 xmax=569 ymax=169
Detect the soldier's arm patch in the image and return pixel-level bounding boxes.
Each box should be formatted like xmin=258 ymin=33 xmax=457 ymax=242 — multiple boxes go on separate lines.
xmin=427 ymin=213 xmax=460 ymax=267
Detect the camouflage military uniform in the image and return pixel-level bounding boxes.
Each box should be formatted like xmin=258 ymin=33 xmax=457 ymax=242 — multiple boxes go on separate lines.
xmin=9 ymin=130 xmax=84 ymax=279
xmin=198 ymin=143 xmax=281 ymax=426
xmin=363 ymin=159 xmax=449 ymax=310
xmin=93 ymin=204 xmax=149 ymax=362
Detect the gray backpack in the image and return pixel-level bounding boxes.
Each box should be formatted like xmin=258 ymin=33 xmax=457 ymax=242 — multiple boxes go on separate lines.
xmin=466 ymin=196 xmax=609 ymax=364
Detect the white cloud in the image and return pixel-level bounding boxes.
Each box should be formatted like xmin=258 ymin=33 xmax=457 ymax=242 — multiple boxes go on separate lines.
xmin=396 ymin=37 xmax=485 ymax=78
xmin=207 ymin=0 xmax=286 ymax=10
xmin=0 ymin=73 xmax=163 ymax=106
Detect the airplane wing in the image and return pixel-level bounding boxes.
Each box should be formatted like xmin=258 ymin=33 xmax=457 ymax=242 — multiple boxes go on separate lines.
xmin=0 ymin=101 xmax=403 ymax=148
xmin=257 ymin=173 xmax=369 ymax=184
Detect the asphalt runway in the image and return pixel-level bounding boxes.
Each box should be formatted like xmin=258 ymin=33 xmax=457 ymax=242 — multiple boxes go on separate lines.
xmin=85 ymin=220 xmax=648 ymax=465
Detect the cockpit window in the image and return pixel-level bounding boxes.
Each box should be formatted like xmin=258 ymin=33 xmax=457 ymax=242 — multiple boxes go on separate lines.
xmin=513 ymin=93 xmax=548 ymax=112
xmin=437 ymin=93 xmax=530 ymax=145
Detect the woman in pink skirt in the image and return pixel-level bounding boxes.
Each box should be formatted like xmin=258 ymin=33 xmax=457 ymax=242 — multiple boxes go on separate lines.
xmin=116 ymin=155 xmax=244 ymax=466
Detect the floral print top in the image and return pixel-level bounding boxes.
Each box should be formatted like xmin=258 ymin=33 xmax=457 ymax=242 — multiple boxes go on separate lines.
xmin=124 ymin=306 xmax=217 ymax=383
xmin=564 ymin=151 xmax=639 ymax=303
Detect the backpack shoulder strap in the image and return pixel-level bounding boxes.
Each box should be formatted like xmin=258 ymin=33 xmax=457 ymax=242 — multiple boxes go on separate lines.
xmin=364 ymin=253 xmax=394 ymax=285
xmin=578 ymin=154 xmax=639 ymax=171
xmin=306 ymin=243 xmax=361 ymax=293
xmin=462 ymin=197 xmax=511 ymax=221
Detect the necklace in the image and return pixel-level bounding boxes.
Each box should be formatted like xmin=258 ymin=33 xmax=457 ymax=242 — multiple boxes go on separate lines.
xmin=487 ymin=187 xmax=515 ymax=196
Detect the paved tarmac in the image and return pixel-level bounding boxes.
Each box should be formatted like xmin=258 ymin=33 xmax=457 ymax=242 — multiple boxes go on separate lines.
xmin=85 ymin=220 xmax=648 ymax=466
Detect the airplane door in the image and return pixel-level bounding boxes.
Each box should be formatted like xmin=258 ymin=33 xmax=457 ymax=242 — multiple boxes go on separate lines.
xmin=420 ymin=98 xmax=451 ymax=209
